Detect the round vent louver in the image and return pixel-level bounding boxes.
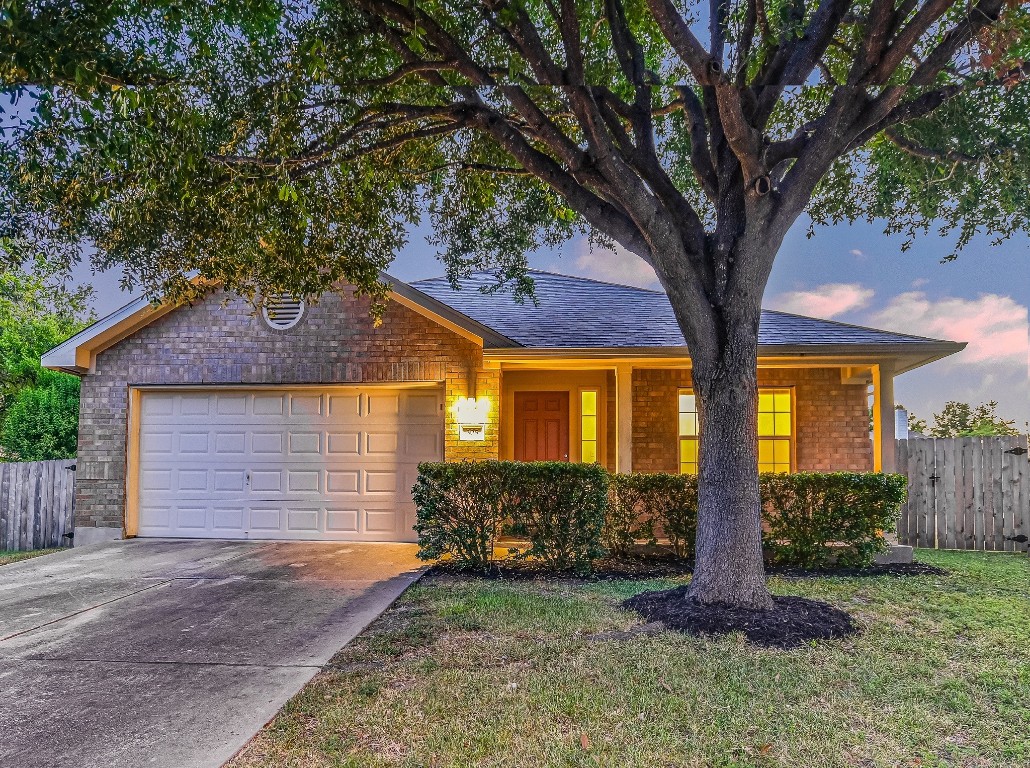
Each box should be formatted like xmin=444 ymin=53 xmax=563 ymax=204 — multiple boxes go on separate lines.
xmin=262 ymin=294 xmax=305 ymax=330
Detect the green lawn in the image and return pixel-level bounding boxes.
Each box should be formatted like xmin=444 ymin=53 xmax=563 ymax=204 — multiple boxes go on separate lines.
xmin=229 ymin=551 xmax=1030 ymax=768
xmin=0 ymin=549 xmax=59 ymax=566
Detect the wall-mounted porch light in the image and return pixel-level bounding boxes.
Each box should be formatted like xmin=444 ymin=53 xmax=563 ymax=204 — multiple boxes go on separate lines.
xmin=454 ymin=396 xmax=490 ymax=441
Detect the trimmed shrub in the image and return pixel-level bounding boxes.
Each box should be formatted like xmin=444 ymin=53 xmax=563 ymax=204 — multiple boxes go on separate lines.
xmin=413 ymin=461 xmax=906 ymax=572
xmin=412 ymin=461 xmax=513 ymax=571
xmin=509 ymin=462 xmax=609 ymax=572
xmin=760 ymin=472 xmax=907 ymax=569
xmin=608 ymin=473 xmax=698 ymax=558
xmin=609 ymin=471 xmax=904 ymax=567
xmin=413 ymin=461 xmax=609 ymax=573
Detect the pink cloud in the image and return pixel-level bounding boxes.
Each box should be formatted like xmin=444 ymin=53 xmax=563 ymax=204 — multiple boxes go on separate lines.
xmin=767 ymin=283 xmax=875 ymax=319
xmin=557 ymin=238 xmax=660 ymax=288
xmin=869 ymin=292 xmax=1029 ymax=367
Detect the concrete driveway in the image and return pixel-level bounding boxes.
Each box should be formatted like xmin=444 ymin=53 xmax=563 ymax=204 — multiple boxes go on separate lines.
xmin=0 ymin=539 xmax=426 ymax=768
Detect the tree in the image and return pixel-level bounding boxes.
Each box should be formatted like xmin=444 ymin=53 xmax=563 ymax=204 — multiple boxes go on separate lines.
xmin=0 ymin=256 xmax=94 ymax=458
xmin=0 ymin=369 xmax=79 ymax=460
xmin=910 ymin=400 xmax=1021 ymax=437
xmin=3 ymin=1 xmax=1028 ymax=609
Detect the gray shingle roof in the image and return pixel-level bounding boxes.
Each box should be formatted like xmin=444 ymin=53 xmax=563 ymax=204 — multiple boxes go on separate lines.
xmin=410 ymin=270 xmax=954 ymax=350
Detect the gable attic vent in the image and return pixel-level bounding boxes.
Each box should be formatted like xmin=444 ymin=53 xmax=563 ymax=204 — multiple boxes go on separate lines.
xmin=262 ymin=294 xmax=305 ymax=330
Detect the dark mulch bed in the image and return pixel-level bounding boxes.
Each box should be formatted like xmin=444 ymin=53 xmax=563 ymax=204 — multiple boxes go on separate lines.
xmin=431 ymin=555 xmax=693 ymax=582
xmin=623 ymin=585 xmax=859 ymax=649
xmin=432 ymin=557 xmax=946 ymax=582
xmin=767 ymin=561 xmax=948 ymax=578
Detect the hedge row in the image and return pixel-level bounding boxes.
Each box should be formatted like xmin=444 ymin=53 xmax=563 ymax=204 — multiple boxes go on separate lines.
xmin=413 ymin=461 xmax=907 ymax=573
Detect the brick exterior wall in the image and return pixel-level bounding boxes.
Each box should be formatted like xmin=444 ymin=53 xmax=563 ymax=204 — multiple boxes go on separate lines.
xmin=631 ymin=367 xmax=872 ymax=473
xmin=76 ymin=288 xmax=498 ymax=531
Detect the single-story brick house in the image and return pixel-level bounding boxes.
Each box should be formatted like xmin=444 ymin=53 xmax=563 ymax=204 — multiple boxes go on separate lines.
xmin=43 ymin=270 xmax=964 ymax=546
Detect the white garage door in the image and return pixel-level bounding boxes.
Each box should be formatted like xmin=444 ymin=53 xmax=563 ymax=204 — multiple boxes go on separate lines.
xmin=136 ymin=386 xmax=443 ymax=541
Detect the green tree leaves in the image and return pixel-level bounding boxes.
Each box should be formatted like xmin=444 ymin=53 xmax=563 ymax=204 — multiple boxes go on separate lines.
xmin=0 ymin=256 xmax=93 ymax=460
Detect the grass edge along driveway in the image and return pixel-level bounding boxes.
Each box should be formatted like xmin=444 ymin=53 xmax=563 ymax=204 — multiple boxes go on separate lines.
xmin=229 ymin=550 xmax=1030 ymax=768
xmin=0 ymin=549 xmax=59 ymax=567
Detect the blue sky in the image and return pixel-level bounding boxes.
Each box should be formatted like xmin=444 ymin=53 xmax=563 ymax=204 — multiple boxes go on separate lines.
xmin=79 ymin=215 xmax=1029 ymax=429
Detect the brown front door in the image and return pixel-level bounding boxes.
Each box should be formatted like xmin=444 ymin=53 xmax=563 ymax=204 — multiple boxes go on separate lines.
xmin=513 ymin=391 xmax=570 ymax=462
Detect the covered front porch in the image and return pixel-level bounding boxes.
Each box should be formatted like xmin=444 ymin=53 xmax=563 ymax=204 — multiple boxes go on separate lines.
xmin=478 ymin=351 xmax=905 ymax=474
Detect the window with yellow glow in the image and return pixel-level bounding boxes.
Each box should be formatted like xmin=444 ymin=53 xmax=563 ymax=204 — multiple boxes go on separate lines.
xmin=678 ymin=392 xmax=699 ymax=474
xmin=678 ymin=388 xmax=793 ymax=474
xmin=580 ymin=390 xmax=598 ymax=464
xmin=758 ymin=389 xmax=792 ymax=473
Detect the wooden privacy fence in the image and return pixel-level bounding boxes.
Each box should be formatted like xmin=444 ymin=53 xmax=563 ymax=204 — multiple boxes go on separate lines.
xmin=0 ymin=459 xmax=76 ymax=551
xmin=896 ymin=436 xmax=1030 ymax=552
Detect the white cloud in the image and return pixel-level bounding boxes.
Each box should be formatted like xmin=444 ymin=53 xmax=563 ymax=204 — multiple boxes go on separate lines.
xmin=849 ymin=249 xmax=866 ymax=258
xmin=557 ymin=238 xmax=660 ymax=288
xmin=767 ymin=283 xmax=875 ymax=319
xmin=869 ymin=291 xmax=1029 ymax=368
xmin=911 ymin=277 xmax=930 ymax=288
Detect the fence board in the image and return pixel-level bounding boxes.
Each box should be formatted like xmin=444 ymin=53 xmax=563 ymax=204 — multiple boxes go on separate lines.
xmin=897 ymin=436 xmax=1030 ymax=552
xmin=0 ymin=459 xmax=76 ymax=552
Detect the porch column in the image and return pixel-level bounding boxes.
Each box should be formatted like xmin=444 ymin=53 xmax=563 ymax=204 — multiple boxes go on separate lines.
xmin=872 ymin=363 xmax=897 ymax=473
xmin=615 ymin=364 xmax=633 ymax=473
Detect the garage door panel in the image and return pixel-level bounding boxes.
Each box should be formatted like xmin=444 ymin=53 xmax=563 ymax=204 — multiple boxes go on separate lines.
xmin=215 ymin=395 xmax=248 ymax=416
xmin=215 ymin=433 xmax=246 ymax=454
xmin=326 ymin=509 xmax=359 ymax=533
xmin=137 ymin=386 xmax=442 ymax=541
xmin=252 ymin=432 xmax=284 ymax=454
xmin=327 ymin=432 xmax=360 ymax=455
xmin=367 ymin=393 xmax=400 ymax=417
xmin=286 ymin=508 xmax=320 ymax=532
xmin=327 ymin=470 xmax=359 ymax=493
xmin=328 ymin=395 xmax=360 ymax=417
xmin=253 ymin=394 xmax=285 ymax=415
xmin=365 ymin=432 xmax=399 ymax=455
xmin=288 ymin=432 xmax=322 ymax=454
xmin=212 ymin=507 xmax=245 ymax=531
xmin=289 ymin=394 xmax=323 ymax=416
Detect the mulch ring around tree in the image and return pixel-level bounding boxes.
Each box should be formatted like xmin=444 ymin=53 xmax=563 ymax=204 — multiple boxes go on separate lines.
xmin=623 ymin=585 xmax=859 ymax=649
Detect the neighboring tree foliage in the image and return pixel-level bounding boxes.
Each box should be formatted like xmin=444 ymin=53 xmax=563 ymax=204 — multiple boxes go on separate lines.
xmin=3 ymin=1 xmax=1028 ymax=607
xmin=0 ymin=369 xmax=80 ymax=460
xmin=0 ymin=257 xmax=94 ymax=460
xmin=909 ymin=400 xmax=1021 ymax=437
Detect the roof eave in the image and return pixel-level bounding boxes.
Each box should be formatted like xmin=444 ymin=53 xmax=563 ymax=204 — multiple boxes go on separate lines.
xmin=483 ymin=340 xmax=967 ymax=369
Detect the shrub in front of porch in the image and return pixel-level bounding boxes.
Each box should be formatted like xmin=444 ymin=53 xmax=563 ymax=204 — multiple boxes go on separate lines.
xmin=761 ymin=472 xmax=907 ymax=569
xmin=414 ymin=463 xmax=906 ymax=571
xmin=413 ymin=461 xmax=608 ymax=573
xmin=606 ymin=472 xmax=698 ymax=558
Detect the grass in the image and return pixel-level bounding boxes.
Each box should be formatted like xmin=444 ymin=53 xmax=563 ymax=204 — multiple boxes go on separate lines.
xmin=228 ymin=550 xmax=1030 ymax=768
xmin=0 ymin=549 xmax=59 ymax=566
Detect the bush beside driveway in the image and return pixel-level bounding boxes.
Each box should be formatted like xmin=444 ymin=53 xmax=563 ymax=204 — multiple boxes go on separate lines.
xmin=229 ymin=550 xmax=1030 ymax=768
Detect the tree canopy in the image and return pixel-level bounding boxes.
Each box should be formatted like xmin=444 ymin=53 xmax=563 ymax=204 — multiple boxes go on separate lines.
xmin=0 ymin=254 xmax=93 ymax=459
xmin=907 ymin=400 xmax=1022 ymax=437
xmin=2 ymin=1 xmax=1028 ymax=311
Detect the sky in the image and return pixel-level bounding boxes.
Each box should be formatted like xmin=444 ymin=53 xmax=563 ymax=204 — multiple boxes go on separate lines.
xmin=77 ymin=215 xmax=1030 ymax=430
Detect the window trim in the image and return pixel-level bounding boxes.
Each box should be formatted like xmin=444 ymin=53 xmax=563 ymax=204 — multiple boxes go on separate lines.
xmin=578 ymin=387 xmax=600 ymax=465
xmin=677 ymin=386 xmax=796 ymax=474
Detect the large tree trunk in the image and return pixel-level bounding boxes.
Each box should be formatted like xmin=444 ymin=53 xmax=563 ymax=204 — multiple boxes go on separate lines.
xmin=686 ymin=314 xmax=772 ymax=609
xmin=658 ymin=221 xmax=778 ymax=610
